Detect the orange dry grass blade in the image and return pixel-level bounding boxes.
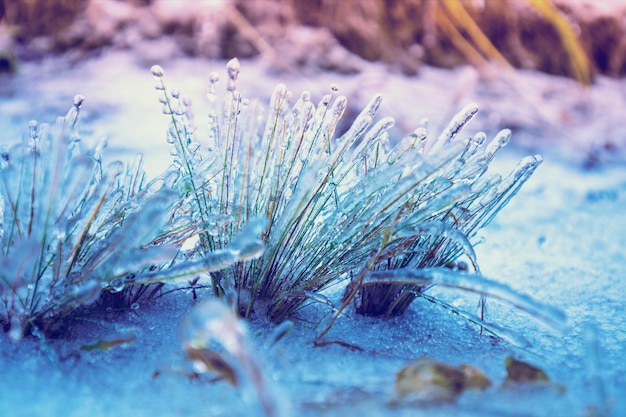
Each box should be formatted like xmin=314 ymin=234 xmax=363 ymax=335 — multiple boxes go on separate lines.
xmin=528 ymin=0 xmax=593 ymax=85
xmin=439 ymin=0 xmax=513 ymax=70
xmin=433 ymin=2 xmax=488 ymax=69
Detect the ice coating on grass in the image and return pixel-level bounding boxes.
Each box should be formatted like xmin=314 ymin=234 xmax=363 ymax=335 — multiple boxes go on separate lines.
xmin=0 ymin=113 xmax=104 ymax=338
xmin=226 ymin=58 xmax=240 ymax=92
xmin=363 ymin=268 xmax=568 ymax=332
xmin=131 ymin=217 xmax=266 ymax=285
xmin=0 ymin=100 xmax=209 ymax=341
xmin=476 ymin=154 xmax=543 ymax=229
xmin=484 ymin=128 xmax=512 ymax=160
xmin=425 ymin=103 xmax=478 ymax=156
xmin=397 ymin=220 xmax=480 ymax=273
xmin=2 ymin=50 xmax=625 ymax=417
xmin=583 ymin=324 xmax=610 ymax=415
xmin=349 ymin=116 xmax=395 ymax=175
xmin=90 ymin=191 xmax=178 ymax=277
xmin=180 ymin=300 xmax=285 ymax=417
xmin=152 ymin=60 xmax=547 ymax=327
xmin=340 ymin=94 xmax=383 ymax=146
xmin=418 ymin=292 xmax=533 ymax=347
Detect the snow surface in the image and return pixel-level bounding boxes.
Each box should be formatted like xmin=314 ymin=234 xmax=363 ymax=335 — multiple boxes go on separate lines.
xmin=1 ymin=50 xmax=625 ymax=417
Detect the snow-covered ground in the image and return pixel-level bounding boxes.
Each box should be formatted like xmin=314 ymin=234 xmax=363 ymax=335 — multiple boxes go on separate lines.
xmin=0 ymin=50 xmax=624 ymax=417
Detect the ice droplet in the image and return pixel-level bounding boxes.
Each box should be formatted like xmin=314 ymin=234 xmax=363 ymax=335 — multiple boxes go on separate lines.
xmin=270 ymin=84 xmax=289 ymax=112
xmin=71 ymin=280 xmax=102 ymax=305
xmin=464 ymin=131 xmax=486 ymax=158
xmin=511 ymin=154 xmax=543 ymax=182
xmin=319 ymin=93 xmax=331 ymax=107
xmin=109 ymin=279 xmax=125 ymax=293
xmin=28 ymin=120 xmax=38 ymax=139
xmin=73 ymin=94 xmax=84 ymax=108
xmin=207 ymin=72 xmax=220 ymax=102
xmin=150 ymin=65 xmax=164 ymax=77
xmin=226 ymin=58 xmax=240 ymax=92
xmin=331 ymin=95 xmax=347 ymax=119
xmin=472 ymin=131 xmax=486 ymax=146
xmin=485 ymin=128 xmax=511 ymax=158
xmin=227 ymin=58 xmax=240 ymax=78
xmin=8 ymin=315 xmax=25 ymax=342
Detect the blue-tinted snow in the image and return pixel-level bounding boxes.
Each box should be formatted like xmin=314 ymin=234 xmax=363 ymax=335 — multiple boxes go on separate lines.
xmin=1 ymin=50 xmax=625 ymax=417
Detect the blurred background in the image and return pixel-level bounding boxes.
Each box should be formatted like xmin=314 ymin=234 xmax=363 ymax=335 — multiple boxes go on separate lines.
xmin=1 ymin=0 xmax=625 ymax=167
xmin=1 ymin=0 xmax=625 ymax=80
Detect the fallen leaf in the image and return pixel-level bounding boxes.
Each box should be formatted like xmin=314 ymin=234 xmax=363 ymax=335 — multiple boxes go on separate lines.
xmin=461 ymin=363 xmax=492 ymax=390
xmin=80 ymin=336 xmax=137 ymax=352
xmin=504 ymin=357 xmax=550 ymax=384
xmin=503 ymin=357 xmax=565 ymax=393
xmin=395 ymin=356 xmax=491 ymax=403
xmin=183 ymin=343 xmax=239 ymax=386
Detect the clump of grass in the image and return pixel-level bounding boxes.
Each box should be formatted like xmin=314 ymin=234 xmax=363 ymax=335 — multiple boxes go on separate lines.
xmin=339 ymin=127 xmax=543 ymax=317
xmin=0 ymin=97 xmax=177 ymax=341
xmin=0 ymin=96 xmax=266 ymax=342
xmin=151 ymin=59 xmax=557 ymax=338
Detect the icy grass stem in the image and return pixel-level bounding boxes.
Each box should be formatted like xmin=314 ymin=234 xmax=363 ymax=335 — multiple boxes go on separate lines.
xmin=152 ymin=67 xmax=212 ymax=251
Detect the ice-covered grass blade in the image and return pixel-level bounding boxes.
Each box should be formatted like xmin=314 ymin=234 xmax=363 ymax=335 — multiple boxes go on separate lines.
xmin=180 ymin=300 xmax=285 ymax=417
xmin=361 ymin=268 xmax=567 ymax=333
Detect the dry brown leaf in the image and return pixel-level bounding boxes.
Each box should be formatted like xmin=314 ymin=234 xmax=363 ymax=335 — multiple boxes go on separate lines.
xmin=395 ymin=356 xmax=491 ymax=403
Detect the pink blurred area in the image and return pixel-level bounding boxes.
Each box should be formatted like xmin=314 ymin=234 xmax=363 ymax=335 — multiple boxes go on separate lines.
xmin=1 ymin=0 xmax=626 ymax=79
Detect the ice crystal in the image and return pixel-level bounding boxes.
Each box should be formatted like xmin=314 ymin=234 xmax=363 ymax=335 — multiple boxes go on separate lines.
xmin=153 ymin=60 xmax=547 ymax=334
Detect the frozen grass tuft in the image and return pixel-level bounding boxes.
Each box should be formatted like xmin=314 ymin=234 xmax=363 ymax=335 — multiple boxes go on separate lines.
xmin=0 ymin=97 xmax=187 ymax=341
xmin=0 ymin=95 xmax=266 ymax=342
xmin=152 ymin=59 xmax=556 ymax=339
